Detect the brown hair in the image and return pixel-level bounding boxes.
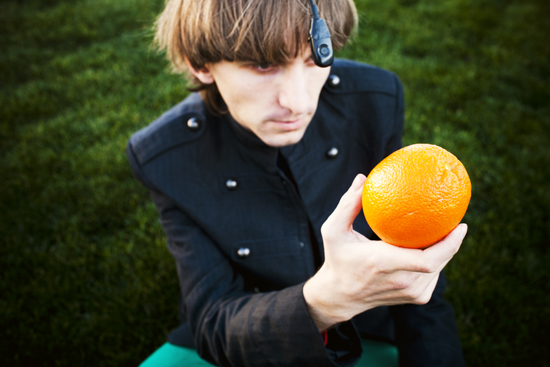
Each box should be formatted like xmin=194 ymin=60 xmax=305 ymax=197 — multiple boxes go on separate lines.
xmin=154 ymin=0 xmax=358 ymax=114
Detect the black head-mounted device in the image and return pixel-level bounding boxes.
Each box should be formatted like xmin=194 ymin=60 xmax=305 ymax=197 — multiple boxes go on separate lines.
xmin=308 ymin=0 xmax=334 ymax=67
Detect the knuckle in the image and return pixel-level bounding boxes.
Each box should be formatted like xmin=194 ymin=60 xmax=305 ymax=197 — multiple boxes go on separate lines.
xmin=391 ymin=281 xmax=408 ymax=291
xmin=403 ymin=286 xmax=422 ymax=301
xmin=359 ymin=252 xmax=380 ymax=273
xmin=420 ymin=260 xmax=438 ymax=274
xmin=391 ymin=276 xmax=412 ymax=290
xmin=415 ymin=264 xmax=431 ymax=273
xmin=320 ymin=222 xmax=334 ymax=242
xmin=452 ymin=242 xmax=461 ymax=255
xmin=368 ymin=258 xmax=382 ymax=273
xmin=446 ymin=238 xmax=461 ymax=255
xmin=335 ymin=194 xmax=348 ymax=210
xmin=320 ymin=222 xmax=328 ymax=237
xmin=412 ymin=292 xmax=432 ymax=305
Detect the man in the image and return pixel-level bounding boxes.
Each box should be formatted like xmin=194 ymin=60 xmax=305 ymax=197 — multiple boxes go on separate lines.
xmin=127 ymin=0 xmax=467 ymax=366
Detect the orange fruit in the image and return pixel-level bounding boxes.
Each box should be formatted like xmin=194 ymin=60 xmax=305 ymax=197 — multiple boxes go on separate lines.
xmin=362 ymin=144 xmax=471 ymax=248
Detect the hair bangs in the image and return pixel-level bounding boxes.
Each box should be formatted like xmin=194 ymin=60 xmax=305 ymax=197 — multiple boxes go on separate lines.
xmin=228 ymin=0 xmax=311 ymax=65
xmin=154 ymin=0 xmax=358 ymax=114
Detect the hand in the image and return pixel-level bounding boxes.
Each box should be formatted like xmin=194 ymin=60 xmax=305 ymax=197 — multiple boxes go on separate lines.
xmin=303 ymin=174 xmax=468 ymax=331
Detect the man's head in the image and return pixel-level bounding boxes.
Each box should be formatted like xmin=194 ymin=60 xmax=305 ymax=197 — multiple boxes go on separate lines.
xmin=154 ymin=0 xmax=357 ymax=146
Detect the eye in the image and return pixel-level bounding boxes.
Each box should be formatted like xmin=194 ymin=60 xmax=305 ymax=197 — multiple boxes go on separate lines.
xmin=257 ymin=62 xmax=271 ymax=70
xmin=251 ymin=62 xmax=276 ymax=72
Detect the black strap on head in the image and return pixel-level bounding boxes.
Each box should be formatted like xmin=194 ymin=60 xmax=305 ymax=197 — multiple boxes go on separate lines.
xmin=308 ymin=0 xmax=334 ymax=67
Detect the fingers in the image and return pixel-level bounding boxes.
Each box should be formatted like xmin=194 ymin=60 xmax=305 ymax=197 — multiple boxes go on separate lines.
xmin=381 ymin=223 xmax=468 ymax=274
xmin=409 ymin=272 xmax=441 ymax=305
xmin=323 ymin=174 xmax=367 ymax=234
xmin=423 ymin=223 xmax=467 ymax=269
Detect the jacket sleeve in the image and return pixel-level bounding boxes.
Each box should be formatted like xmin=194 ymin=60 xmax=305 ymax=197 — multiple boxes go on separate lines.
xmin=126 ymin=142 xmax=362 ymax=367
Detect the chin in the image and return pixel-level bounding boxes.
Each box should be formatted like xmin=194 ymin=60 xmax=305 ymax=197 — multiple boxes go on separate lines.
xmin=263 ymin=132 xmax=305 ymax=147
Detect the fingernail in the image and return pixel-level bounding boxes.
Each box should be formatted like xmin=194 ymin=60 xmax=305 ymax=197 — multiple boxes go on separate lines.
xmin=459 ymin=223 xmax=468 ymax=239
xmin=353 ymin=174 xmax=366 ymax=188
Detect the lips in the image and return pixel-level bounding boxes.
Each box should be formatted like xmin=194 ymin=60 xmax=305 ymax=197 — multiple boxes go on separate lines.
xmin=267 ymin=112 xmax=313 ymax=131
xmin=269 ymin=118 xmax=303 ymax=131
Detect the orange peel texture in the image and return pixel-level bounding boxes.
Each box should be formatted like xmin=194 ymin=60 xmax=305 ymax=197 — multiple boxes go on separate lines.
xmin=362 ymin=144 xmax=471 ymax=248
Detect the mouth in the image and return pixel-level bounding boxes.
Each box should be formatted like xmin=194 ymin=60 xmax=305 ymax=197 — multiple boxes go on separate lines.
xmin=268 ymin=115 xmax=308 ymax=131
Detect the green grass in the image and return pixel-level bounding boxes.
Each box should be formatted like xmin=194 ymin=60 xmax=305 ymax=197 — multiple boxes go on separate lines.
xmin=1 ymin=0 xmax=549 ymax=366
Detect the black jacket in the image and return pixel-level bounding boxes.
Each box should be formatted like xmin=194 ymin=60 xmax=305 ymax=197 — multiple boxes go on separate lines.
xmin=127 ymin=59 xmax=465 ymax=366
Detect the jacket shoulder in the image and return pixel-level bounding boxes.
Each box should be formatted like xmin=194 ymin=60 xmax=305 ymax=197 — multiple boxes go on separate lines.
xmin=328 ymin=59 xmax=401 ymax=96
xmin=128 ymin=93 xmax=207 ymax=166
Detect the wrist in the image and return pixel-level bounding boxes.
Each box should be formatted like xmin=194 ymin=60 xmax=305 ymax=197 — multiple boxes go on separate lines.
xmin=302 ymin=268 xmax=352 ymax=331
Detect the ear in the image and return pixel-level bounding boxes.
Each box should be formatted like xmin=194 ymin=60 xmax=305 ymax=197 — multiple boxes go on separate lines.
xmin=185 ymin=57 xmax=215 ymax=84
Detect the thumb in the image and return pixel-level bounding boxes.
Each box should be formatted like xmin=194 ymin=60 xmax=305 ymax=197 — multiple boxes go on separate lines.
xmin=324 ymin=174 xmax=367 ymax=234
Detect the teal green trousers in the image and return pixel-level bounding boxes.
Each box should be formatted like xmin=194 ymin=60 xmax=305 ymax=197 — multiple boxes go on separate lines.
xmin=140 ymin=339 xmax=398 ymax=367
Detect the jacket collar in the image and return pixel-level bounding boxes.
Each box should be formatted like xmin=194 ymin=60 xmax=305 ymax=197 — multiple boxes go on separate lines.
xmin=224 ymin=113 xmax=272 ymax=151
xmin=223 ymin=113 xmax=281 ymax=167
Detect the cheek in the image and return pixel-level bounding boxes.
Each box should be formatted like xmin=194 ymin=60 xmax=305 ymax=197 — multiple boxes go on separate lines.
xmin=224 ymin=77 xmax=266 ymax=104
xmin=238 ymin=84 xmax=275 ymax=117
xmin=221 ymin=83 xmax=270 ymax=127
xmin=217 ymin=82 xmax=251 ymax=116
xmin=308 ymin=69 xmax=330 ymax=98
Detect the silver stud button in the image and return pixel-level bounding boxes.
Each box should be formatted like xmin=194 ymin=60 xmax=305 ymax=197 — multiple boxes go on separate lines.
xmin=187 ymin=117 xmax=200 ymax=130
xmin=226 ymin=179 xmax=238 ymax=190
xmin=328 ymin=75 xmax=340 ymax=88
xmin=327 ymin=147 xmax=339 ymax=158
xmin=299 ymin=242 xmax=305 ymax=248
xmin=237 ymin=247 xmax=250 ymax=258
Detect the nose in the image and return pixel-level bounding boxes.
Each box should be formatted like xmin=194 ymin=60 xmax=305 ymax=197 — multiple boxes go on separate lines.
xmin=277 ymin=64 xmax=309 ymax=116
